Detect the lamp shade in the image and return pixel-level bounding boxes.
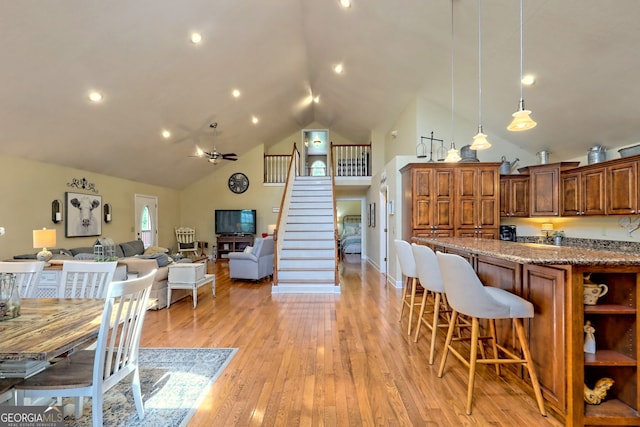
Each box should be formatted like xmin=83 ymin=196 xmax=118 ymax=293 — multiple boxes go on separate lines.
xmin=33 ymin=228 xmax=56 ymax=248
xmin=507 ymin=108 xmax=537 ymax=131
xmin=541 ymin=223 xmax=554 ymax=232
xmin=470 ymin=130 xmax=491 ymax=150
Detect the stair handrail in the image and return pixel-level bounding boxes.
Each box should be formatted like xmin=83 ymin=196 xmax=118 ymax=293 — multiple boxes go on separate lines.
xmin=329 ymin=141 xmax=339 ymax=286
xmin=272 ymin=143 xmax=300 ymax=286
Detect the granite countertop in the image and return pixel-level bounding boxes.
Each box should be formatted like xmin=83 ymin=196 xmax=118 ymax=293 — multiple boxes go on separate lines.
xmin=412 ymin=237 xmax=640 ymax=266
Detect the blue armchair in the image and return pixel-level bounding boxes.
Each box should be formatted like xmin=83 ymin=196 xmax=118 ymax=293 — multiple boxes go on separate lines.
xmin=227 ymin=236 xmax=274 ymax=281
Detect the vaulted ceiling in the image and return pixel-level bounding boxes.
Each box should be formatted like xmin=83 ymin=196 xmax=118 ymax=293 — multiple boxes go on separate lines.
xmin=2 ymin=1 xmax=639 ymax=189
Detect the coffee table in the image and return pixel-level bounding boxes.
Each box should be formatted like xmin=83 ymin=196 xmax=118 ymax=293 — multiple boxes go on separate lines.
xmin=167 ymin=269 xmax=215 ymax=309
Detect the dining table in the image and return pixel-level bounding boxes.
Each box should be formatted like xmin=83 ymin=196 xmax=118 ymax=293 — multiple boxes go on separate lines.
xmin=0 ymin=298 xmax=105 ymax=378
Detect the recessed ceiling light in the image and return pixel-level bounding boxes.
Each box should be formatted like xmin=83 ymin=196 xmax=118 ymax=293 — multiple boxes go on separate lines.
xmin=340 ymin=0 xmax=351 ymax=8
xmin=232 ymin=89 xmax=241 ymax=98
xmin=88 ymin=91 xmax=103 ymax=102
xmin=521 ymin=74 xmax=536 ymax=86
xmin=333 ymin=63 xmax=344 ymax=74
xmin=313 ymin=95 xmax=320 ymax=103
xmin=161 ymin=129 xmax=171 ymax=139
xmin=252 ymin=116 xmax=259 ymax=124
xmin=190 ymin=32 xmax=202 ymax=44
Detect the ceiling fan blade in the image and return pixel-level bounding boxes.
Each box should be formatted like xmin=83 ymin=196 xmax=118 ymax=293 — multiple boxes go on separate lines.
xmin=224 ymin=157 xmax=238 ymax=161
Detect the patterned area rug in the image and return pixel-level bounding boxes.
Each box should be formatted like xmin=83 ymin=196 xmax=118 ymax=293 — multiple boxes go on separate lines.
xmin=64 ymin=347 xmax=237 ymax=427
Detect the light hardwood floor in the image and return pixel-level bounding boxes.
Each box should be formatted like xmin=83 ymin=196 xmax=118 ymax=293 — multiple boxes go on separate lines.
xmin=140 ymin=257 xmax=565 ymax=426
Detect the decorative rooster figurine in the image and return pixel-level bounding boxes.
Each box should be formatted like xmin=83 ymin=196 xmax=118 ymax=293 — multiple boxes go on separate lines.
xmin=584 ymin=377 xmax=614 ymax=404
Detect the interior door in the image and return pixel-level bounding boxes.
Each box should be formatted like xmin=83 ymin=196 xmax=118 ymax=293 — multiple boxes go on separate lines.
xmin=134 ymin=194 xmax=158 ymax=248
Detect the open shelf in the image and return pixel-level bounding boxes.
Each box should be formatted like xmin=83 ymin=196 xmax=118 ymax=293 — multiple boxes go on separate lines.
xmin=584 ymin=398 xmax=639 ymax=425
xmin=585 ymin=350 xmax=637 ymax=366
xmin=585 ymin=304 xmax=637 ymax=315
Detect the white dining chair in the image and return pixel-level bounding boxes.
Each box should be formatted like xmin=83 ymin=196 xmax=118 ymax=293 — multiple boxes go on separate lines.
xmin=58 ymin=261 xmax=117 ymax=298
xmin=16 ymin=269 xmax=156 ymax=425
xmin=0 ymin=261 xmax=45 ymax=298
xmin=435 ymin=251 xmax=546 ymax=416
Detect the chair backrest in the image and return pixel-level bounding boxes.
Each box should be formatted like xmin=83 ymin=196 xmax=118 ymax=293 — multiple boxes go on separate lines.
xmin=435 ymin=252 xmax=511 ymax=319
xmin=394 ymin=239 xmax=417 ymax=278
xmin=253 ymin=237 xmax=274 ymax=257
xmin=0 ymin=261 xmax=45 ymax=298
xmin=175 ymin=227 xmax=196 ymax=245
xmin=411 ymin=244 xmax=444 ymax=293
xmin=59 ymin=261 xmax=118 ymax=298
xmin=93 ymin=269 xmax=155 ymax=392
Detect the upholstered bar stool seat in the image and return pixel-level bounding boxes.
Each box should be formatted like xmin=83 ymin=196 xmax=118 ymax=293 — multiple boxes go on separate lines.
xmin=394 ymin=240 xmax=421 ymax=336
xmin=411 ymin=243 xmax=467 ymax=364
xmin=436 ymin=251 xmax=546 ymax=416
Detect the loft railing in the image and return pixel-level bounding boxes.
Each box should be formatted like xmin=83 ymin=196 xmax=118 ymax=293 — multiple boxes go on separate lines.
xmin=263 ymin=143 xmax=372 ymax=183
xmin=331 ymin=143 xmax=371 ymax=177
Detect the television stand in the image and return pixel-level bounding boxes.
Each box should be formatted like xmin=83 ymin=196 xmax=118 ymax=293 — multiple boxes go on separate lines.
xmin=216 ymin=235 xmax=254 ymax=260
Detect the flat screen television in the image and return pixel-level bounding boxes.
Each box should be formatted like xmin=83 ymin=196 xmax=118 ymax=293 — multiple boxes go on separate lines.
xmin=215 ymin=209 xmax=257 ymax=235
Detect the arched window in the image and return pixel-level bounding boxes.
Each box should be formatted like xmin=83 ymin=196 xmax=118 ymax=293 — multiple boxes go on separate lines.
xmin=310 ymin=160 xmax=326 ymax=176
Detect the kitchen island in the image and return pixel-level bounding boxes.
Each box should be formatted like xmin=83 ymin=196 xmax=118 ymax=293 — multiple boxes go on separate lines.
xmin=414 ymin=237 xmax=640 ymax=426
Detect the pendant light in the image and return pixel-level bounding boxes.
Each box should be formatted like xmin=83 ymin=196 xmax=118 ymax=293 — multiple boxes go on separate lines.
xmin=470 ymin=0 xmax=491 ymax=151
xmin=507 ymin=0 xmax=537 ymax=131
xmin=445 ymin=0 xmax=461 ymax=162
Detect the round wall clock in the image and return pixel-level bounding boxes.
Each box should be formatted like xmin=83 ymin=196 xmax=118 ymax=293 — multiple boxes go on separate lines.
xmin=228 ymin=172 xmax=249 ymax=194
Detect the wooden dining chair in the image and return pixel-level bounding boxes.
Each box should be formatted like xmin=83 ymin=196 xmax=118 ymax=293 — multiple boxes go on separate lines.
xmin=0 ymin=261 xmax=45 ymax=298
xmin=16 ymin=269 xmax=156 ymax=425
xmin=58 ymin=261 xmax=117 ymax=298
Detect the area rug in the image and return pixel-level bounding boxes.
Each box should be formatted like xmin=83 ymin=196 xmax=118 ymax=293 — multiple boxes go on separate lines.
xmin=64 ymin=347 xmax=237 ymax=427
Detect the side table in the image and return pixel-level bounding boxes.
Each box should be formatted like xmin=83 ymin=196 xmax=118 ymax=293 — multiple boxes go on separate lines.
xmin=167 ymin=262 xmax=215 ymax=309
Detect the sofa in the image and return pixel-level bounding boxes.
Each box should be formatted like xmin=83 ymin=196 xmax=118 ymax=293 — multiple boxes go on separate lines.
xmin=14 ymin=239 xmax=192 ymax=310
xmin=228 ymin=236 xmax=274 ymax=281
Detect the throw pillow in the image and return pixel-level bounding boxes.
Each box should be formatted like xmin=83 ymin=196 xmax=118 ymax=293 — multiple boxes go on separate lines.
xmin=74 ymin=253 xmax=99 ymax=260
xmin=120 ymin=240 xmax=145 ymax=257
xmin=69 ymin=247 xmax=94 ymax=256
xmin=243 ymin=246 xmax=253 ymax=254
xmin=144 ymin=246 xmax=168 ymax=255
xmin=136 ymin=253 xmax=170 ymax=267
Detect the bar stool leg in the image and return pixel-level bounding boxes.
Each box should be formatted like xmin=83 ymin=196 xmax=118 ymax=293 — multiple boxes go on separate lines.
xmin=437 ymin=310 xmax=458 ymax=378
xmin=407 ymin=277 xmax=417 ymax=335
xmin=514 ymin=319 xmax=547 ymax=416
xmin=399 ymin=276 xmax=409 ymax=321
xmin=466 ymin=317 xmax=480 ymax=415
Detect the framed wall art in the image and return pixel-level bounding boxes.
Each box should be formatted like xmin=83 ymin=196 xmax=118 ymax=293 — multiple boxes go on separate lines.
xmin=369 ymin=203 xmax=376 ymax=228
xmin=65 ymin=192 xmax=102 ymax=237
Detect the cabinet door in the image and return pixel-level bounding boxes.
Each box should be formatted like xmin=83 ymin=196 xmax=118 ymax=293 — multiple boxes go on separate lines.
xmin=582 ymin=168 xmax=606 ymax=215
xmin=530 ymin=165 xmax=560 ymax=216
xmin=412 ymin=169 xmax=433 ymax=229
xmin=607 ymin=160 xmax=638 ymax=214
xmin=456 ymin=167 xmax=498 ymax=229
xmin=500 ymin=176 xmax=530 ymax=217
xmin=523 ymin=264 xmax=567 ymax=413
xmin=561 ymin=172 xmax=581 ymax=216
xmin=432 ymin=169 xmax=454 ymax=230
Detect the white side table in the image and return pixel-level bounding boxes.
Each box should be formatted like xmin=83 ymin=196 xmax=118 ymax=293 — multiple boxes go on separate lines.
xmin=167 ymin=273 xmax=215 ymax=309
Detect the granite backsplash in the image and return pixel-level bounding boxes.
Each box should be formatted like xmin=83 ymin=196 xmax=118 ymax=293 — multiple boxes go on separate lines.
xmin=518 ymin=236 xmax=640 ymax=255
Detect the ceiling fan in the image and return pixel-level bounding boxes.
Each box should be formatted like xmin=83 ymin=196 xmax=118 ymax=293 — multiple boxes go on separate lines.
xmin=193 ymin=123 xmax=238 ymax=164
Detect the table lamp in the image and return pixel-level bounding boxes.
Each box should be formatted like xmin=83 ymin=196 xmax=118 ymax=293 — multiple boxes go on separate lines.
xmin=541 ymin=223 xmax=554 ymax=238
xmin=33 ymin=228 xmax=56 ymax=262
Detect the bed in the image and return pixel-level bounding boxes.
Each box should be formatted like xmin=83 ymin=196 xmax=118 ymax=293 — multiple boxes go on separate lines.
xmin=339 ymin=215 xmax=362 ymax=258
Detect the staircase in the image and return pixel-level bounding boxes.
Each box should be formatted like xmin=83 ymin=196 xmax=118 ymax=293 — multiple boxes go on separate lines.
xmin=273 ymin=176 xmax=340 ymax=293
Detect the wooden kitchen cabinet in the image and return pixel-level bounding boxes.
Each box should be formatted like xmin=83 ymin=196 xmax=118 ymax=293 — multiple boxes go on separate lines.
xmin=400 ymin=163 xmax=501 ymax=241
xmin=560 ymin=166 xmax=606 ymax=216
xmin=455 ymin=166 xmax=500 ymax=238
xmin=528 ymin=162 xmax=580 ymax=217
xmin=500 ymin=174 xmax=529 ymax=217
xmin=607 ymin=159 xmax=638 ymax=214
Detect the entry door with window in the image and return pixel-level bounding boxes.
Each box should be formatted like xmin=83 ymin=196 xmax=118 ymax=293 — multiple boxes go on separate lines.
xmin=302 ymin=129 xmax=329 ymax=176
xmin=134 ymin=194 xmax=158 ymax=248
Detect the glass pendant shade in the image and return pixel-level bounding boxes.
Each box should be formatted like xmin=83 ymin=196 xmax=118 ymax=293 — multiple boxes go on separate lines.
xmin=508 ymin=101 xmax=537 ymax=131
xmin=437 ymin=141 xmax=447 ymax=161
xmin=444 ymin=142 xmax=461 ymax=162
xmin=471 ymin=127 xmax=491 ymax=150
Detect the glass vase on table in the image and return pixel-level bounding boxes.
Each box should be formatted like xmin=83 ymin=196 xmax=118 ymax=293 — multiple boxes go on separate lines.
xmin=0 ymin=273 xmax=20 ymax=320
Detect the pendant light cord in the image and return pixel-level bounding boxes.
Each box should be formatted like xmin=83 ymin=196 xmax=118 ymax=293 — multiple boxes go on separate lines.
xmin=477 ymin=0 xmax=483 ymax=130
xmin=450 ymin=0 xmax=455 ymax=146
xmin=519 ymin=0 xmax=524 ymax=105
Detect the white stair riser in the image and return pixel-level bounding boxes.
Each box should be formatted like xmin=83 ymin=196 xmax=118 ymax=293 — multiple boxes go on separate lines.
xmin=287 ymin=216 xmax=333 ymax=224
xmin=281 ymin=249 xmax=335 ymax=258
xmin=278 ymin=270 xmax=335 ymax=281
xmin=285 ymin=231 xmax=334 ymax=240
xmin=287 ymin=209 xmax=333 ymax=216
xmin=279 ymin=259 xmax=335 ymax=269
xmin=292 ymin=190 xmax=333 ymax=196
xmin=285 ymin=223 xmax=334 ymax=231
xmin=283 ymin=240 xmax=334 ymax=249
xmin=289 ymin=202 xmax=333 ymax=210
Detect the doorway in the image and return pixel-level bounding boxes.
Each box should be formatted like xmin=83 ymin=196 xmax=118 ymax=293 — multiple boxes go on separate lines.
xmin=134 ymin=194 xmax=158 ymax=248
xmin=336 ymin=198 xmax=365 ymax=262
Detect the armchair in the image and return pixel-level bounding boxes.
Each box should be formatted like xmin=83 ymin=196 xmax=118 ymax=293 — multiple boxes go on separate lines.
xmin=228 ymin=236 xmax=274 ymax=281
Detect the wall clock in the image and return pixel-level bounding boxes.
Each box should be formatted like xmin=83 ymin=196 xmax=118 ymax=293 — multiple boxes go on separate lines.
xmin=228 ymin=172 xmax=249 ymax=194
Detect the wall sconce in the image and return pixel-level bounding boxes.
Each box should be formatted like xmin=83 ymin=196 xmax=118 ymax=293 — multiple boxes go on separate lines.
xmin=104 ymin=203 xmax=112 ymax=223
xmin=51 ymin=199 xmax=62 ymax=223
